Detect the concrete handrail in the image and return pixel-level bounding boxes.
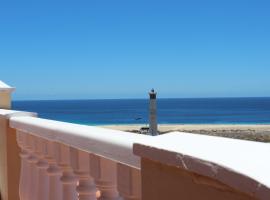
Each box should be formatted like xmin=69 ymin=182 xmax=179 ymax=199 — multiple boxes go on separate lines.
xmin=10 ymin=116 xmax=150 ymax=169
xmin=134 ymin=132 xmax=270 ymax=199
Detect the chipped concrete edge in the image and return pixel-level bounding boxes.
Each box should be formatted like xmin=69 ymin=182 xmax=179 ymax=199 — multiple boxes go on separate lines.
xmin=133 ymin=143 xmax=270 ymax=200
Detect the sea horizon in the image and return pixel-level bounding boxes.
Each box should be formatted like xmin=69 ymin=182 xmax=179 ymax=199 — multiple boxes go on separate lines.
xmin=12 ymin=97 xmax=270 ymax=125
xmin=12 ymin=96 xmax=270 ymax=102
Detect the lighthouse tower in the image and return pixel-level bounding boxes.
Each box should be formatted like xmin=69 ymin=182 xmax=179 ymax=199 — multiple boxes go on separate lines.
xmin=149 ymin=89 xmax=158 ymax=136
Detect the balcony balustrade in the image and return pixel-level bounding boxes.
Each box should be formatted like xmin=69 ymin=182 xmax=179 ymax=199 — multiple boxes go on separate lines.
xmin=9 ymin=115 xmax=146 ymax=200
xmin=0 ymin=109 xmax=269 ymax=200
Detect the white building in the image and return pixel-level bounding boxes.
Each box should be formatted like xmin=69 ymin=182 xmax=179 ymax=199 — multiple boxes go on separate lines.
xmin=0 ymin=81 xmax=15 ymax=109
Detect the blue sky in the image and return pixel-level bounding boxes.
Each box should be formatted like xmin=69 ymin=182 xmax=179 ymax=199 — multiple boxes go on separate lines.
xmin=0 ymin=0 xmax=269 ymax=100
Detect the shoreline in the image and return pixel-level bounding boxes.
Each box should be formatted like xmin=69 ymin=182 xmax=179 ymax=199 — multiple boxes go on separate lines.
xmin=100 ymin=123 xmax=270 ymax=130
xmin=100 ymin=124 xmax=270 ymax=142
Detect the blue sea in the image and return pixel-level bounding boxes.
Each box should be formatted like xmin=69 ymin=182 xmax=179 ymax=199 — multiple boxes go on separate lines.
xmin=12 ymin=98 xmax=270 ymax=125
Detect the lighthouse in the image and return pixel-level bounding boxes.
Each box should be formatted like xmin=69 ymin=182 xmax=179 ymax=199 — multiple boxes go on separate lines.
xmin=149 ymin=89 xmax=158 ymax=136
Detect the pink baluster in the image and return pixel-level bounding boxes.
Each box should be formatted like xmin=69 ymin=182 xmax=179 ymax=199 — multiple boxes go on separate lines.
xmin=46 ymin=141 xmax=63 ymax=200
xmin=16 ymin=131 xmax=29 ymax=200
xmin=117 ymin=164 xmax=141 ymax=200
xmin=26 ymin=135 xmax=39 ymax=200
xmin=70 ymin=148 xmax=97 ymax=200
xmin=35 ymin=138 xmax=49 ymax=200
xmin=90 ymin=155 xmax=121 ymax=200
xmin=58 ymin=144 xmax=78 ymax=200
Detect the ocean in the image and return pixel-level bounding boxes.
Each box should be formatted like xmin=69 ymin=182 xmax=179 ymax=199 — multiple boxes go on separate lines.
xmin=12 ymin=97 xmax=270 ymax=125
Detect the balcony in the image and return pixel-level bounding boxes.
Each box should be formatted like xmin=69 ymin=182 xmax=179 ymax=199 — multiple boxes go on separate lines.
xmin=0 ymin=109 xmax=269 ymax=200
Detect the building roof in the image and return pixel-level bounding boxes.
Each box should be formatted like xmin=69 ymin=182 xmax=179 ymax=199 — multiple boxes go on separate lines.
xmin=0 ymin=80 xmax=15 ymax=92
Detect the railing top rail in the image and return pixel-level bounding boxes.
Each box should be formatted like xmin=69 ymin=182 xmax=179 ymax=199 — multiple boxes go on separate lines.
xmin=10 ymin=116 xmax=150 ymax=169
xmin=134 ymin=132 xmax=270 ymax=199
xmin=0 ymin=109 xmax=36 ymax=119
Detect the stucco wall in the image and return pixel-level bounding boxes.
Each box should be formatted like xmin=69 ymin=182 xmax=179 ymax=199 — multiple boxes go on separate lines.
xmin=141 ymin=158 xmax=258 ymax=200
xmin=0 ymin=117 xmax=8 ymax=200
xmin=0 ymin=116 xmax=20 ymax=200
xmin=0 ymin=94 xmax=11 ymax=110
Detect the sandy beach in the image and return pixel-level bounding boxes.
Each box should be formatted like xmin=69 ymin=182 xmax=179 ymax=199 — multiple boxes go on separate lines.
xmin=100 ymin=124 xmax=270 ymax=142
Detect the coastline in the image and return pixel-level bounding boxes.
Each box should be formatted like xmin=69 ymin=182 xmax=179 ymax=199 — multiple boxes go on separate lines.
xmin=100 ymin=124 xmax=270 ymax=142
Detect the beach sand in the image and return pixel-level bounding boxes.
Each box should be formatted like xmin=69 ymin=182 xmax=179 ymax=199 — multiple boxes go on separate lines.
xmin=100 ymin=124 xmax=270 ymax=142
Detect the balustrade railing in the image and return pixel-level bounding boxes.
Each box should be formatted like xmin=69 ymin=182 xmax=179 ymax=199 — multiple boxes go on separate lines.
xmin=10 ymin=116 xmax=147 ymax=200
xmin=1 ymin=110 xmax=269 ymax=200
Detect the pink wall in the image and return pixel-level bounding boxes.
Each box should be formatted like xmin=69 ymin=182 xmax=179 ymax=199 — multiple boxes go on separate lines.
xmin=141 ymin=158 xmax=258 ymax=200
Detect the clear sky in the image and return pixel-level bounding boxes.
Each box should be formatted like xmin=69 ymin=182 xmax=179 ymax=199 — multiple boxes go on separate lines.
xmin=1 ymin=0 xmax=269 ymax=100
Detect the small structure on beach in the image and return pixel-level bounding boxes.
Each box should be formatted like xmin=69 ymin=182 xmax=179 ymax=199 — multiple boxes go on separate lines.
xmin=149 ymin=89 xmax=158 ymax=135
xmin=0 ymin=80 xmax=15 ymax=109
xmin=139 ymin=126 xmax=150 ymax=134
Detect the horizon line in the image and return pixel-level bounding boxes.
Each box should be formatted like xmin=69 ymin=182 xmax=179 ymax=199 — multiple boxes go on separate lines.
xmin=12 ymin=96 xmax=270 ymax=102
